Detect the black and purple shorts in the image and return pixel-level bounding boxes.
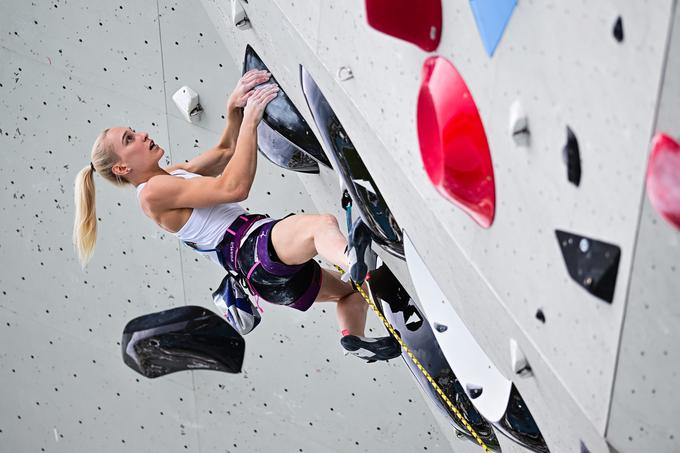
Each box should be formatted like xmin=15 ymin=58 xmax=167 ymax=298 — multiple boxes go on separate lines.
xmin=229 ymin=214 xmax=322 ymax=312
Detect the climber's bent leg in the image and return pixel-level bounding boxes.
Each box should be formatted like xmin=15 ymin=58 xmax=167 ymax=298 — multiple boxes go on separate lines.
xmin=270 ymin=213 xmax=348 ymax=269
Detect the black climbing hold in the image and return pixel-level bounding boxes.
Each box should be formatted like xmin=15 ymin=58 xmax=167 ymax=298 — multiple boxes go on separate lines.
xmin=580 ymin=440 xmax=591 ymax=453
xmin=555 ymin=230 xmax=621 ymax=303
xmin=434 ymin=322 xmax=448 ymax=333
xmin=535 ymin=309 xmax=546 ymax=323
xmin=562 ymin=126 xmax=582 ymax=186
xmin=243 ymin=45 xmax=331 ymax=170
xmin=613 ymin=16 xmax=624 ymax=43
xmin=402 ymin=305 xmax=424 ymax=331
xmin=496 ymin=385 xmax=550 ymax=452
xmin=301 ymin=65 xmax=404 ymax=258
xmin=341 ymin=189 xmax=352 ymax=209
xmin=466 ymin=384 xmax=483 ymax=399
xmin=257 ymin=121 xmax=319 ymax=174
xmin=366 ymin=264 xmax=500 ymax=450
xmin=121 ymin=305 xmax=245 ymax=378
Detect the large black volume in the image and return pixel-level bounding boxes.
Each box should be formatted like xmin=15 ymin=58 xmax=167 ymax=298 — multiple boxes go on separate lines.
xmin=122 ymin=305 xmax=245 ymax=378
xmin=243 ymin=45 xmax=331 ymax=170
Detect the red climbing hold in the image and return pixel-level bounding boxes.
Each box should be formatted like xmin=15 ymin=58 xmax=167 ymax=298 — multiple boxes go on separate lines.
xmin=417 ymin=56 xmax=496 ymax=228
xmin=365 ymin=0 xmax=441 ymax=52
xmin=647 ymin=133 xmax=680 ymax=230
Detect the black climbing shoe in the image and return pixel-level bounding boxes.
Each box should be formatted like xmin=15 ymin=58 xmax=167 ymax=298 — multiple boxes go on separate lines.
xmin=347 ymin=218 xmax=372 ymax=285
xmin=340 ymin=334 xmax=401 ymax=363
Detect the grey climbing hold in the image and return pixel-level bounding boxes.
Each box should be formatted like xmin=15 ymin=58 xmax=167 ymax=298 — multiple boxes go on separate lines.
xmin=434 ymin=322 xmax=448 ymax=333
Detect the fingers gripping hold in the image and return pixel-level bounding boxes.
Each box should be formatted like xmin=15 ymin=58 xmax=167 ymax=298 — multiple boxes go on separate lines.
xmin=244 ymin=83 xmax=280 ymax=123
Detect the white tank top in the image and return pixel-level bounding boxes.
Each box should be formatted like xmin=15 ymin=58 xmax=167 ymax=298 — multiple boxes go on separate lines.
xmin=136 ymin=169 xmax=247 ymax=266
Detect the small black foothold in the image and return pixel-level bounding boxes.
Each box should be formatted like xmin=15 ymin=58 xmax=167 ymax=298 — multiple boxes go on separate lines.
xmin=466 ymin=384 xmax=483 ymax=399
xmin=613 ymin=16 xmax=624 ymax=43
xmin=580 ymin=440 xmax=591 ymax=453
xmin=535 ymin=309 xmax=546 ymax=323
xmin=562 ymin=126 xmax=582 ymax=186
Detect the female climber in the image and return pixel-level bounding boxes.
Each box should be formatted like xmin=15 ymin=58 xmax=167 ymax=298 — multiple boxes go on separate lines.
xmin=72 ymin=69 xmax=400 ymax=363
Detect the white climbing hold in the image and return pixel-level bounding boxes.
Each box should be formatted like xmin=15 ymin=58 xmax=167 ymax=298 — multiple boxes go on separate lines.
xmin=172 ymin=86 xmax=203 ymax=123
xmin=509 ymin=99 xmax=530 ymax=147
xmin=337 ymin=66 xmax=354 ymax=81
xmin=510 ymin=338 xmax=533 ymax=377
xmin=231 ymin=0 xmax=250 ymax=30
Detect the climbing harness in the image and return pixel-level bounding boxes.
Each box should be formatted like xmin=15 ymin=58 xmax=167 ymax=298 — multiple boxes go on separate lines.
xmin=335 ymin=263 xmax=492 ymax=453
xmin=184 ymin=214 xmax=269 ymax=313
xmin=186 ymin=213 xmax=318 ymax=314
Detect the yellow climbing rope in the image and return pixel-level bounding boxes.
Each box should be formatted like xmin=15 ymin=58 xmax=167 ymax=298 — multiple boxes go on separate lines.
xmin=336 ymin=265 xmax=492 ymax=453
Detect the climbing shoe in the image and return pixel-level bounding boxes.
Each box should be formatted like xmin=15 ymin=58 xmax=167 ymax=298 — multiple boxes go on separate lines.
xmin=340 ymin=334 xmax=401 ymax=363
xmin=346 ymin=218 xmax=372 ymax=285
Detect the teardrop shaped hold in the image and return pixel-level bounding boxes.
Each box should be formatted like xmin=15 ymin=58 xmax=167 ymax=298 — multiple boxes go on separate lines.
xmin=613 ymin=16 xmax=624 ymax=42
xmin=417 ymin=56 xmax=496 ymax=228
xmin=365 ymin=0 xmax=442 ymax=51
xmin=646 ymin=133 xmax=680 ymax=230
xmin=563 ymin=126 xmax=582 ymax=186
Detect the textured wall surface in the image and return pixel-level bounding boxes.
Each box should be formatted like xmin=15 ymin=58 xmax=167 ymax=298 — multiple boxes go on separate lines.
xmin=199 ymin=0 xmax=679 ymax=452
xmin=0 ymin=1 xmax=462 ymax=452
xmin=2 ymin=0 xmax=678 ymax=453
xmin=607 ymin=2 xmax=680 ymax=451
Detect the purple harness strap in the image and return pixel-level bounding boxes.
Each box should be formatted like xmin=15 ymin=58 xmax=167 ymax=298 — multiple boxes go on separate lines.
xmin=221 ymin=214 xmax=267 ymax=272
xmin=255 ymin=221 xmax=304 ymax=276
xmin=286 ymin=264 xmax=322 ymax=311
xmin=222 ymin=215 xmax=320 ymax=312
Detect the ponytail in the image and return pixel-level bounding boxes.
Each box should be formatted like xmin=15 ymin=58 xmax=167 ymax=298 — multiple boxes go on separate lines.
xmin=73 ymin=164 xmax=98 ymax=269
xmin=72 ymin=127 xmax=130 ymax=269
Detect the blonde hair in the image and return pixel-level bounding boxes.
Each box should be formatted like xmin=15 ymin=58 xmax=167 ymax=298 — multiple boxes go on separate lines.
xmin=72 ymin=128 xmax=130 ymax=269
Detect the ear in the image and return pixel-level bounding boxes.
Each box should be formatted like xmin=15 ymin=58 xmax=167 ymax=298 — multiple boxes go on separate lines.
xmin=112 ymin=163 xmax=130 ymax=177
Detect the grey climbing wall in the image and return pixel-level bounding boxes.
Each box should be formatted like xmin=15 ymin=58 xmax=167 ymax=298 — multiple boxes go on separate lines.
xmin=0 ymin=0 xmax=461 ymax=452
xmin=2 ymin=0 xmax=678 ymax=452
xmin=606 ymin=2 xmax=680 ymax=451
xmin=199 ymin=1 xmax=680 ymax=452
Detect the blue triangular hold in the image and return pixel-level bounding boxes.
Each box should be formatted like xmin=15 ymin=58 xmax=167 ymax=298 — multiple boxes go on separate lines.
xmin=469 ymin=0 xmax=517 ymax=56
